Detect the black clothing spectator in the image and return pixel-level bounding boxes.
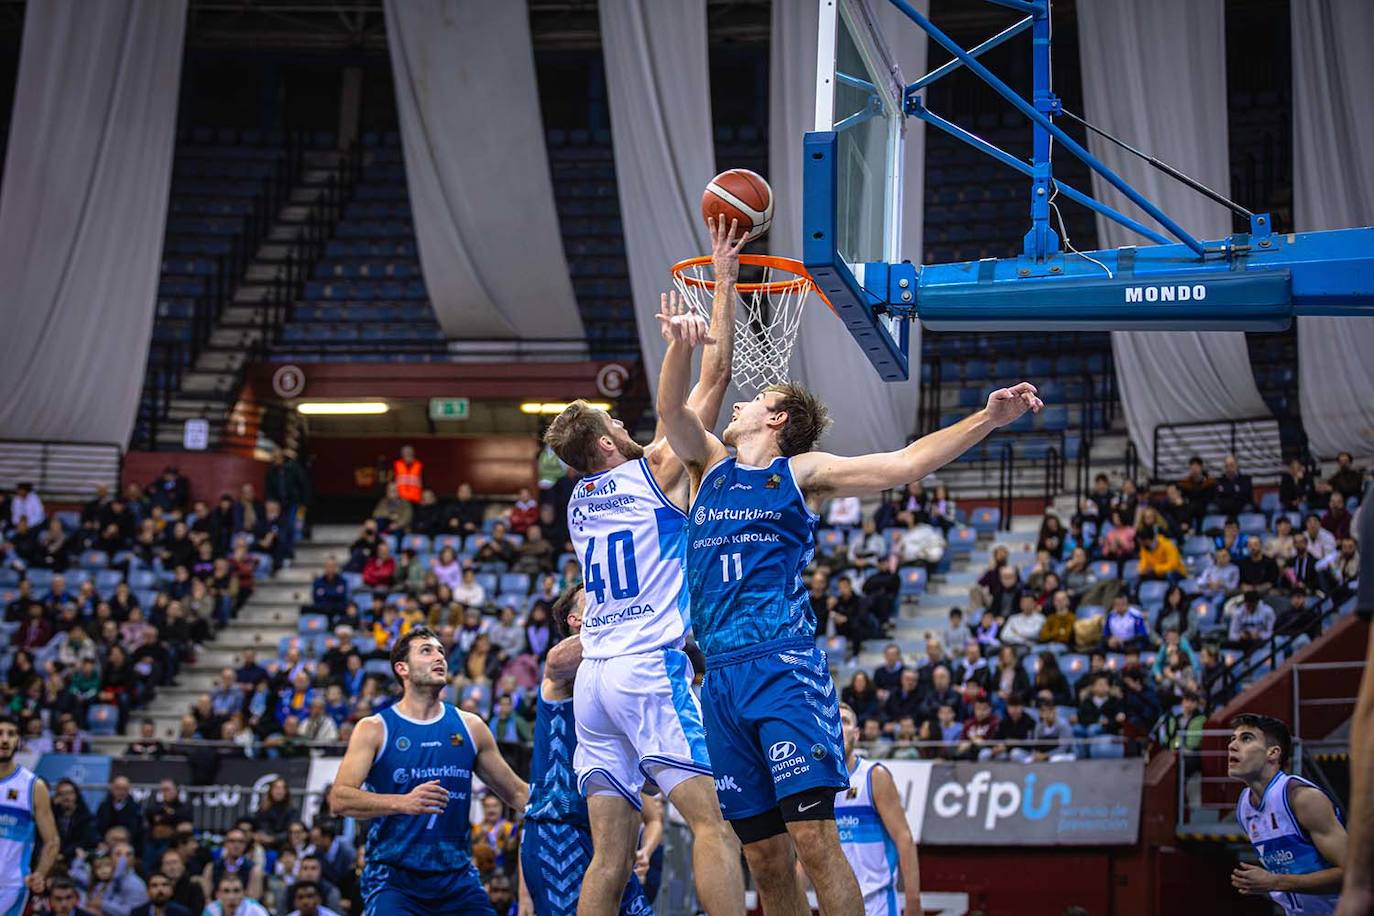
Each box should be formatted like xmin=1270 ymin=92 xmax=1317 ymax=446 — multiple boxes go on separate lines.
xmin=1238 ymin=547 xmax=1279 ymax=593
xmin=311 ymin=568 xmax=349 ymax=617
xmin=444 ymin=485 xmax=486 ymax=535
xmin=1280 ymin=461 xmax=1317 ymax=511
xmin=148 ymin=467 xmax=191 ymax=514
xmin=95 ymin=781 xmax=144 ymax=851
xmin=1327 ymin=453 xmax=1366 ymax=501
xmin=1213 ymin=457 xmax=1254 ymax=517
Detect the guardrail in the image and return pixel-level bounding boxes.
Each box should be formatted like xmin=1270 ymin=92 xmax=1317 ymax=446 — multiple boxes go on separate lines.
xmin=0 ymin=440 xmax=121 ymax=500
xmin=1151 ymin=415 xmax=1284 ymax=482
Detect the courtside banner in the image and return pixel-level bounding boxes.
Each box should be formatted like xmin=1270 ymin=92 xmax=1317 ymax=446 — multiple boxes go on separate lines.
xmin=881 ymin=758 xmax=1143 ymax=845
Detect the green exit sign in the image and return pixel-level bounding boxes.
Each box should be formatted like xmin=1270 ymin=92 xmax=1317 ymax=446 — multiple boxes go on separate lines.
xmin=429 ymin=398 xmax=469 ymax=420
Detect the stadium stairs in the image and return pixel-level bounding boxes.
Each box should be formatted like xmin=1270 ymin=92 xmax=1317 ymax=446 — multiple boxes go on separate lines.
xmin=127 ymin=524 xmax=355 ymax=740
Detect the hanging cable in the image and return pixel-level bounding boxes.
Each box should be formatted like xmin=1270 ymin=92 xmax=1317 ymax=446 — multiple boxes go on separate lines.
xmin=1047 ymin=134 xmax=1113 ymax=278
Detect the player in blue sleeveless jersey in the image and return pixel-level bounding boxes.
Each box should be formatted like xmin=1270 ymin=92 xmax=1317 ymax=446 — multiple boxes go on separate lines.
xmin=519 ymin=584 xmax=655 ymax=916
xmin=655 ymin=304 xmax=1040 ymax=914
xmin=542 ymin=218 xmax=747 ymax=916
xmin=0 ymin=715 xmax=59 ymax=916
xmin=331 ymin=627 xmax=529 ymax=916
xmin=1228 ymin=713 xmax=1347 ymax=914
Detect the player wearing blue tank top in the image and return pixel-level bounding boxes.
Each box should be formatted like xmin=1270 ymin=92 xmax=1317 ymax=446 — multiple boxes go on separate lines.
xmin=656 ymin=301 xmax=1041 ymax=916
xmin=330 ymin=627 xmax=529 ymax=916
xmin=0 ymin=715 xmax=59 ymax=916
xmin=1228 ymin=714 xmax=1347 ymax=913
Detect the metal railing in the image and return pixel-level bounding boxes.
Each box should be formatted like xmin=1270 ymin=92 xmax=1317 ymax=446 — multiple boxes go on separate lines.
xmin=1151 ymin=415 xmax=1284 ymax=483
xmin=0 ymin=440 xmax=122 ymax=500
xmin=1175 ymin=733 xmax=1347 ymax=834
xmin=1208 ymin=589 xmax=1352 ymax=708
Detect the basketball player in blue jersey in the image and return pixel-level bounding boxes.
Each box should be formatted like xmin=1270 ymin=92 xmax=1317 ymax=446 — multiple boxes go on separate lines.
xmin=520 ymin=584 xmax=655 ymax=916
xmin=330 ymin=627 xmax=529 ymax=916
xmin=0 ymin=714 xmax=59 ymax=916
xmin=543 ymin=217 xmax=748 ymax=916
xmin=655 ymin=306 xmax=1041 ymax=915
xmin=1229 ymin=713 xmax=1347 ymax=914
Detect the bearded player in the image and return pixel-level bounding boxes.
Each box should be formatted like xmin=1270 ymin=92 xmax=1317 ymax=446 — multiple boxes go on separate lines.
xmin=542 ymin=216 xmax=747 ymax=915
xmin=655 ymin=304 xmax=1040 ymax=915
xmin=0 ymin=714 xmax=60 ymax=915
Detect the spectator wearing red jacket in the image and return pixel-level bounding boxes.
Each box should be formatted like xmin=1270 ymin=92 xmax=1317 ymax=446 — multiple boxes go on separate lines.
xmin=362 ymin=542 xmax=397 ymax=589
xmin=508 ymin=487 xmax=538 ymax=536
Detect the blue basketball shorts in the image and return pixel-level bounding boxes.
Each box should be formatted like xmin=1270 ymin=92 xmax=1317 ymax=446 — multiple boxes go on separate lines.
xmin=519 ymin=818 xmax=653 ymax=916
xmin=700 ymin=636 xmax=848 ymax=821
xmin=362 ymin=860 xmax=495 ymax=915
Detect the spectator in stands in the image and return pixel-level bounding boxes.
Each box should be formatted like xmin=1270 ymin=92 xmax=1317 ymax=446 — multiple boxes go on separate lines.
xmin=859 ymin=555 xmax=900 ymax=630
xmin=957 ymin=694 xmax=999 ymax=760
xmin=1001 ymin=594 xmax=1045 ymax=647
xmin=841 ymin=671 xmax=881 ymax=722
xmin=974 ymin=608 xmax=1001 ymax=651
xmin=1039 ymin=591 xmax=1075 ymax=647
xmin=513 ymin=524 xmax=555 ymax=575
xmin=1113 ymin=479 xmax=1141 ymax=526
xmin=52 ymin=777 xmax=98 ymax=862
xmin=921 ymin=703 xmax=962 ymax=758
xmin=1177 ymin=458 xmax=1215 ymax=526
xmin=445 ymin=482 xmax=485 ymax=536
xmin=986 ymin=693 xmax=1036 ymax=761
xmin=991 ymin=644 xmax=1030 ymax=704
xmin=309 ymin=557 xmax=349 ymax=620
xmin=1155 ymin=483 xmax=1194 ymax=540
xmin=1238 ymin=535 xmax=1279 ymax=596
xmin=882 ymin=668 xmax=922 ymax=733
xmin=1280 ymin=458 xmax=1317 ymax=511
xmin=1213 ymin=454 xmax=1253 ymax=517
xmin=206 ymin=872 xmax=268 ymax=916
xmin=872 ymin=643 xmax=906 ymax=702
xmin=302 ymin=696 xmax=340 ymax=745
xmin=158 ymin=848 xmax=204 ymax=916
xmin=489 ymin=693 xmax=533 ymax=746
xmin=928 ymin=484 xmax=957 ymax=534
xmin=525 ymin=602 xmax=553 ymax=660
xmin=986 ymin=565 xmax=1022 ymax=619
xmin=11 ymin=482 xmax=45 ymax=528
xmin=1087 ymin=474 xmax=1114 ymax=518
xmin=1074 ymin=672 xmax=1124 ymax=739
xmin=235 ymin=649 xmax=268 ymax=691
xmin=825 ymin=495 xmax=862 ymax=529
xmin=250 ymin=777 xmax=296 ymax=851
xmin=1316 ymin=536 xmax=1360 ymax=600
xmin=371 ymin=483 xmax=412 ymax=534
xmin=1099 ymin=510 xmax=1136 ymax=564
xmin=1197 ymin=547 xmax=1240 ymax=601
xmin=1275 ymin=586 xmax=1322 ymax=639
xmin=1322 ymin=491 xmax=1353 ymax=540
xmin=361 ymin=542 xmax=396 ymax=590
xmin=1226 ymin=591 xmax=1275 ymax=651
xmin=848 ymin=519 xmax=887 ymax=572
xmin=1152 ymin=690 xmax=1205 ymax=774
xmin=1104 ymin=593 xmax=1150 ymax=652
xmin=211 ymin=668 xmax=244 ymax=719
xmin=1136 ymin=527 xmax=1186 ymax=583
xmin=828 ymin=576 xmax=875 ymax=646
xmin=1266 ymin=515 xmax=1298 ymax=565
xmin=1324 ymin=451 xmax=1366 ymax=501
xmin=475 ymin=522 xmax=517 ymax=567
xmin=920 ymin=665 xmax=963 ymax=723
xmin=95 ymin=776 xmax=144 ymax=854
xmin=1303 ymin=513 xmax=1337 ymax=560
xmin=1119 ymin=667 xmax=1160 ymax=745
xmin=1154 ymin=586 xmax=1191 ymax=639
xmin=951 ymin=641 xmax=989 ymax=693
xmin=942 ymin=607 xmax=969 ymax=656
xmin=502 ymin=486 xmax=537 ymax=536
xmin=1035 ymin=514 xmax=1065 ymax=560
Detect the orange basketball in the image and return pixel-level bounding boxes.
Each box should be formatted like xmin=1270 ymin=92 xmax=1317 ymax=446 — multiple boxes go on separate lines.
xmin=701 ymin=168 xmax=774 ymax=242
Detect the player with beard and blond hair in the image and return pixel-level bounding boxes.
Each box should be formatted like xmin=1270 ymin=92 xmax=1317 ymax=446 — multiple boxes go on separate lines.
xmin=330 ymin=627 xmax=529 ymax=915
xmin=541 ymin=217 xmax=747 ymax=916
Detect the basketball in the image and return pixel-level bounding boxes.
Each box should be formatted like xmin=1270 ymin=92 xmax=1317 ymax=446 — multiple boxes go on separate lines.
xmin=701 ymin=168 xmax=774 ymax=241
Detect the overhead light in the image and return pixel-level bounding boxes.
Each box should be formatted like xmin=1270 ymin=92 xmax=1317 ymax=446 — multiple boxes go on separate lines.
xmin=296 ymin=401 xmax=390 ymax=416
xmin=520 ymin=401 xmax=612 ymax=415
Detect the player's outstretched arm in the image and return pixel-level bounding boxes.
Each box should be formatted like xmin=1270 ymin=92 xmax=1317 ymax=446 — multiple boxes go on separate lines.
xmin=871 ymin=764 xmax=921 ymax=913
xmin=685 ymin=216 xmax=747 ymax=429
xmin=655 ymin=305 xmax=729 ymax=477
xmin=26 ymin=778 xmax=59 ymax=895
xmin=1234 ymin=783 xmax=1346 ymax=896
xmin=329 ymin=716 xmax=449 ymax=820
xmin=465 ymin=712 xmax=530 ymax=812
xmin=793 ymin=382 xmax=1043 ymax=498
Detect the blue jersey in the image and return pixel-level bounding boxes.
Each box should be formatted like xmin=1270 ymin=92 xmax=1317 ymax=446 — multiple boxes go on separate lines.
xmin=525 ymin=691 xmax=587 ymax=829
xmin=687 ymin=455 xmax=818 ymax=656
xmin=364 ymin=703 xmax=476 ymax=874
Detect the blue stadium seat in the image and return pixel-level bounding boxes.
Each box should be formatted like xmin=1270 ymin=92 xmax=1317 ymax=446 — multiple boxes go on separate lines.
xmin=95 ymin=570 xmax=123 ymax=593
xmin=898 ymin=567 xmax=927 ymax=595
xmin=402 ymin=534 xmax=431 ymax=553
xmin=1181 ymin=537 xmax=1213 ymax=558
xmin=1201 ymin=513 xmax=1228 ymax=532
xmin=1076 ymin=604 xmax=1105 ymax=620
xmin=1090 ymin=560 xmax=1116 ymax=580
xmin=1259 ymin=491 xmax=1281 ymax=514
xmin=25 ymin=570 xmax=54 ymax=590
xmin=816 ymin=529 xmax=846 ymax=553
xmin=55 ymin=511 xmax=81 ymax=532
xmin=947 ymin=526 xmax=977 ymax=555
xmin=1035 ymin=405 xmax=1069 ymax=431
xmin=299 ymin=614 xmax=329 ymax=635
xmin=499 ymin=573 xmax=531 ymax=597
xmin=969 ymin=507 xmax=1001 ymax=534
xmin=1137 ymin=580 xmax=1169 ymax=609
xmin=1237 ymin=513 xmax=1267 ymax=536
xmin=434 ymin=534 xmax=463 ymax=552
xmin=365 ymin=659 xmax=394 ymax=677
xmin=87 ymin=704 xmax=120 ymax=735
xmin=79 ymin=550 xmax=109 ymax=569
xmin=475 ymin=573 xmax=499 ymax=596
xmin=64 ymin=570 xmax=90 ymax=588
xmin=1120 ymin=560 xmax=1140 ymax=584
xmin=1192 ymin=597 xmax=1224 ymax=634
xmin=1060 ymin=653 xmax=1089 ymax=684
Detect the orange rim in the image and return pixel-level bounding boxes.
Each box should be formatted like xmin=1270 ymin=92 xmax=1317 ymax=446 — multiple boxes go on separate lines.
xmin=671 ymin=254 xmax=815 ymax=294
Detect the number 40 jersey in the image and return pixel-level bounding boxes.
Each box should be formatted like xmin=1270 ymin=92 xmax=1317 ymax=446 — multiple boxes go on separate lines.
xmin=567 ymin=458 xmax=689 ymax=660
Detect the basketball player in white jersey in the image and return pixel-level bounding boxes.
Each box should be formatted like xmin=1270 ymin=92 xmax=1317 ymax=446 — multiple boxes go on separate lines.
xmin=825 ymin=704 xmax=920 ymax=915
xmin=542 ymin=217 xmax=747 ymax=915
xmin=1229 ymin=713 xmax=1347 ymax=913
xmin=0 ymin=714 xmax=60 ymax=915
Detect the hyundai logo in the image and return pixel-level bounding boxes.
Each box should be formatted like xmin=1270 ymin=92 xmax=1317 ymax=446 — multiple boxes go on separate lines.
xmin=768 ymin=741 xmax=797 ymax=762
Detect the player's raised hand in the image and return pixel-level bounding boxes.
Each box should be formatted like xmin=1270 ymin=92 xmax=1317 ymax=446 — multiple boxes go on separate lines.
xmin=656 ymin=291 xmax=716 ymax=348
xmin=985 ymin=381 xmax=1043 ymax=428
xmin=398 ymin=779 xmax=449 ymax=815
xmin=709 ymin=214 xmax=748 ymax=285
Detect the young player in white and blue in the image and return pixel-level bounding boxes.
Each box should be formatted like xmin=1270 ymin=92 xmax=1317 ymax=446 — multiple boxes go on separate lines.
xmin=0 ymin=715 xmax=58 ymax=916
xmin=656 ymin=301 xmax=1040 ymax=915
xmin=520 ymin=586 xmax=654 ymax=916
xmin=330 ymin=628 xmax=529 ymax=916
xmin=1229 ymin=714 xmax=1347 ymax=914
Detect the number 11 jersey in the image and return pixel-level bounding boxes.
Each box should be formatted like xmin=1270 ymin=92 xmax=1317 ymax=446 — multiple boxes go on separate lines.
xmin=567 ymin=458 xmax=689 ymax=660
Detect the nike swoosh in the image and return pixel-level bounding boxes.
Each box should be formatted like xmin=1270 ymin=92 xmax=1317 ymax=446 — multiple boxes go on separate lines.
xmin=798 ymin=800 xmax=821 ymax=813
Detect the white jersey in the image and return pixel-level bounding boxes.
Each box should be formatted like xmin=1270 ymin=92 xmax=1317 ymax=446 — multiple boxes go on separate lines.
xmin=568 ymin=458 xmax=688 ymax=659
xmin=836 ymin=758 xmax=901 ymax=916
xmin=1237 ymin=771 xmax=1342 ymax=915
xmin=0 ymin=765 xmax=37 ymax=898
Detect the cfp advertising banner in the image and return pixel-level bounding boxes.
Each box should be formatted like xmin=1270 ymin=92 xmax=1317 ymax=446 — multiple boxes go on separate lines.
xmin=881 ymin=758 xmax=1143 ymax=846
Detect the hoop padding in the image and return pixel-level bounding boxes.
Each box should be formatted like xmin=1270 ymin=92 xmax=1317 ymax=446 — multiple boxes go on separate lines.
xmin=670 ymin=255 xmax=818 ymax=394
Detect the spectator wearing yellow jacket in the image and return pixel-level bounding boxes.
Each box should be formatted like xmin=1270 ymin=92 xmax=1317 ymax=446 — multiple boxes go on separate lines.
xmin=1137 ymin=527 xmax=1186 ymax=581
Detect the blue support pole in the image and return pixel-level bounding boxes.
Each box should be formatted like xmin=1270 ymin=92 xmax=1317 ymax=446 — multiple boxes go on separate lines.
xmin=906 ymin=16 xmax=1033 ymax=92
xmin=1025 ymin=2 xmax=1057 ymax=259
xmin=886 ymin=0 xmax=1208 ymax=257
xmin=983 ymin=0 xmax=1044 ymax=15
xmin=910 ymin=103 xmax=1173 ymax=246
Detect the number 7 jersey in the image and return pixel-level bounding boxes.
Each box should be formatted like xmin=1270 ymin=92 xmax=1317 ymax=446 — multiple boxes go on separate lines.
xmin=567 ymin=458 xmax=689 ymax=660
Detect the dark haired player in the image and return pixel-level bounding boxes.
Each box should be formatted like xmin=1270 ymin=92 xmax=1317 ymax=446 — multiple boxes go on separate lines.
xmin=331 ymin=627 xmax=528 ymax=915
xmin=0 ymin=713 xmax=59 ymax=914
xmin=519 ymin=585 xmax=653 ymax=915
xmin=655 ymin=306 xmax=1038 ymax=914
xmin=1229 ymin=713 xmax=1347 ymax=913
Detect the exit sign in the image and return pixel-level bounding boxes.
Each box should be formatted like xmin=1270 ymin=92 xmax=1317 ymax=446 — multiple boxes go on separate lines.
xmin=429 ymin=398 xmax=469 ymax=421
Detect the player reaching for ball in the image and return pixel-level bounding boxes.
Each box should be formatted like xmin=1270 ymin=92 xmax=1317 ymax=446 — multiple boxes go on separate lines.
xmin=542 ymin=215 xmax=749 ymax=916
xmin=654 ymin=303 xmax=1041 ymax=916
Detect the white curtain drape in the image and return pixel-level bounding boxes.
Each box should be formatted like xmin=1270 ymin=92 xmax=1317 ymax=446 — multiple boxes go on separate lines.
xmin=770 ymin=0 xmax=926 ymax=456
xmin=0 ymin=0 xmax=186 ymax=447
xmin=383 ymin=0 xmax=583 ymax=341
xmin=1292 ymin=0 xmax=1374 ymax=459
xmin=599 ymin=0 xmax=749 ymax=426
xmin=1078 ymin=0 xmax=1269 ymax=474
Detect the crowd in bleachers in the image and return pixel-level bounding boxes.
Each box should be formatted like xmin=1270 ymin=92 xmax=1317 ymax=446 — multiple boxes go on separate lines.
xmin=813 ymin=454 xmax=1364 ymax=763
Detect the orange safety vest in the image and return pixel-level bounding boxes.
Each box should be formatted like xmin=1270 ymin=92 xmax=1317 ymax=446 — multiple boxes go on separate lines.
xmin=393 ymin=458 xmax=423 ymax=502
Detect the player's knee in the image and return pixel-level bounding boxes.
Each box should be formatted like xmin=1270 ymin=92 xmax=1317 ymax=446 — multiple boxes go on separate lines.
xmin=741 ymin=832 xmax=794 ymax=885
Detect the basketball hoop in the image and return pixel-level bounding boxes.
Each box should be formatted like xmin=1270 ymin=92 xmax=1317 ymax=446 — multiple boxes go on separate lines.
xmin=670 ymin=254 xmax=826 ymax=393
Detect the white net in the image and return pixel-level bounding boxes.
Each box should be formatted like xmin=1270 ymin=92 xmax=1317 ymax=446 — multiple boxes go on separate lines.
xmin=671 ymin=256 xmax=814 ymax=394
